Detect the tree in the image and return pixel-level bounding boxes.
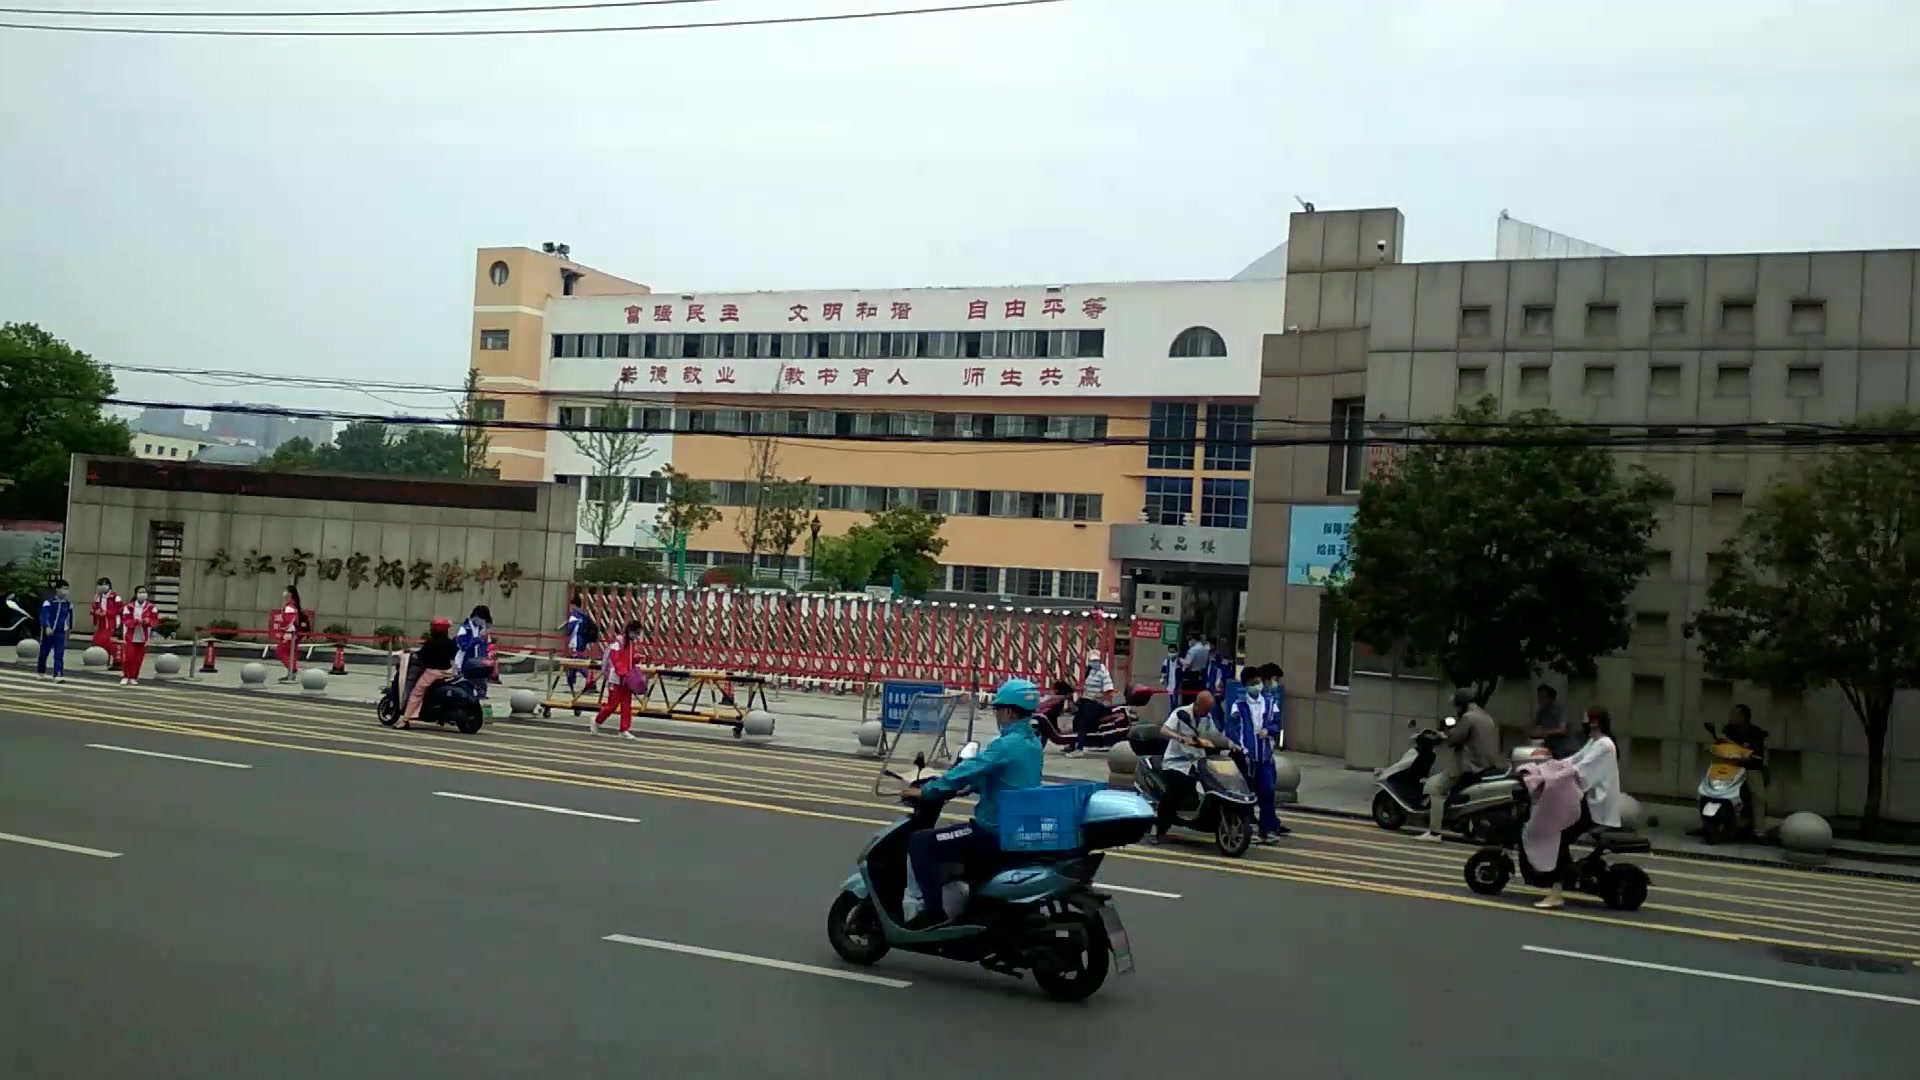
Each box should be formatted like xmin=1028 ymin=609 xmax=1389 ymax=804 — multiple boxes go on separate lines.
xmin=458 ymin=368 xmax=495 ymax=478
xmin=266 ymin=436 xmax=321 ymax=472
xmin=733 ymin=426 xmax=783 ymax=566
xmin=0 ymin=322 xmax=132 ymax=520
xmin=1688 ymin=412 xmax=1920 ymax=835
xmin=811 ymin=505 xmax=950 ymax=595
xmin=653 ymin=464 xmax=720 ymax=581
xmin=812 ymin=528 xmax=894 ymax=591
xmin=267 ymin=422 xmax=461 ymax=478
xmin=760 ymin=478 xmax=816 ymax=582
xmin=1326 ymin=399 xmax=1671 ymax=703
xmin=566 ymin=384 xmax=657 ymax=549
xmin=575 ymin=555 xmax=666 ymax=586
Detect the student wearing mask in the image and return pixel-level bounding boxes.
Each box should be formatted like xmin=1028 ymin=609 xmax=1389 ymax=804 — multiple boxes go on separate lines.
xmin=1159 ymin=643 xmax=1181 ymax=699
xmin=1224 ymin=667 xmax=1289 ymax=843
xmin=276 ymin=586 xmax=305 ymax=682
xmin=38 ymin=580 xmax=74 ymax=683
xmin=559 ymin=596 xmax=600 ymax=695
xmin=91 ymin=578 xmax=121 ymax=671
xmin=118 ymin=585 xmax=160 ymax=686
xmin=589 ymin=620 xmax=645 ymax=740
xmin=455 ymin=605 xmax=495 ymax=696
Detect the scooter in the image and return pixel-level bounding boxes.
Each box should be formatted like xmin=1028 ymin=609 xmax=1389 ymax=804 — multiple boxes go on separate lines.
xmin=0 ymin=593 xmax=38 ymax=647
xmin=1463 ymin=778 xmax=1652 ymax=911
xmin=376 ymin=652 xmax=486 ymax=735
xmin=1371 ymin=717 xmax=1525 ymax=842
xmin=1697 ymin=723 xmax=1760 ymax=844
xmin=826 ymin=746 xmax=1153 ymax=1002
xmin=1128 ymin=721 xmax=1259 ymax=857
xmin=1034 ymin=686 xmax=1154 ymax=751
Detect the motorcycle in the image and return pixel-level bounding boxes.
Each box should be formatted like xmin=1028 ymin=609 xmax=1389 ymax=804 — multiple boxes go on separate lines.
xmin=0 ymin=593 xmax=38 ymax=647
xmin=1127 ymin=721 xmax=1258 ymax=857
xmin=826 ymin=745 xmax=1153 ymax=1002
xmin=1371 ymin=717 xmax=1525 ymax=843
xmin=1697 ymin=723 xmax=1760 ymax=844
xmin=1463 ymin=777 xmax=1652 ymax=911
xmin=1034 ymin=685 xmax=1155 ymax=751
xmin=375 ymin=652 xmax=486 ymax=735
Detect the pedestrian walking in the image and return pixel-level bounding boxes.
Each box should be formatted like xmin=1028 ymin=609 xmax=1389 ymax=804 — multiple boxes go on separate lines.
xmin=589 ymin=620 xmax=645 ymax=741
xmin=37 ymin=579 xmax=74 ymax=682
xmin=90 ymin=577 xmax=121 ymax=671
xmin=560 ymin=595 xmax=600 ymax=694
xmin=118 ymin=585 xmax=160 ymax=685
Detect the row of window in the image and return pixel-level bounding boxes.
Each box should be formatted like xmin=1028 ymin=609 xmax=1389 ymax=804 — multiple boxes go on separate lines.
xmin=555 ymin=404 xmax=1111 ymax=442
xmin=1456 ymin=358 xmax=1829 ymax=402
xmin=572 ymin=545 xmax=1101 ymax=602
xmin=1476 ymin=297 xmax=1830 ymax=341
xmin=1141 ymin=477 xmax=1252 ymax=529
xmin=559 ymin=474 xmax=1105 ymax=522
xmin=550 ymin=328 xmax=1107 ymax=363
xmin=1146 ymin=402 xmax=1254 ymax=471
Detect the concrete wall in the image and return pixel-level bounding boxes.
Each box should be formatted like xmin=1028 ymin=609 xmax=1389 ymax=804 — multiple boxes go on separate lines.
xmin=1247 ymin=206 xmax=1920 ymax=823
xmin=62 ymin=458 xmax=579 ymax=641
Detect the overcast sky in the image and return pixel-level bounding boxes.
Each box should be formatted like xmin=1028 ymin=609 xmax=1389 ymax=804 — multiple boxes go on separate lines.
xmin=3 ymin=0 xmax=1916 ymax=420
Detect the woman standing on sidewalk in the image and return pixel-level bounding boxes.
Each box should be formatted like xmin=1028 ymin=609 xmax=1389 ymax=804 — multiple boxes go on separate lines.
xmin=118 ymin=585 xmax=160 ymax=686
xmin=588 ymin=620 xmax=644 ymax=741
xmin=276 ymin=586 xmax=305 ymax=683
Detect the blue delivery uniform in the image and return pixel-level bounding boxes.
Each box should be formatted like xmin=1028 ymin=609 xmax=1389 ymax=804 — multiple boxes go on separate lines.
xmin=38 ymin=594 xmax=74 ymax=678
xmin=908 ymin=688 xmax=1044 ymax=924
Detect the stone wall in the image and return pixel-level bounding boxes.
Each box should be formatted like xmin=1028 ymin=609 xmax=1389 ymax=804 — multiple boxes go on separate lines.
xmin=61 ymin=457 xmax=578 ymax=640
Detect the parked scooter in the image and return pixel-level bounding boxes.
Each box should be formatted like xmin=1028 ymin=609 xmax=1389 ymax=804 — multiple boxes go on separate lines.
xmin=1371 ymin=717 xmax=1525 ymax=842
xmin=826 ymin=744 xmax=1152 ymax=1002
xmin=1697 ymin=723 xmax=1760 ymax=844
xmin=1463 ymin=778 xmax=1652 ymax=911
xmin=1034 ymin=685 xmax=1154 ymax=751
xmin=1127 ymin=721 xmax=1258 ymax=856
xmin=0 ymin=593 xmax=38 ymax=647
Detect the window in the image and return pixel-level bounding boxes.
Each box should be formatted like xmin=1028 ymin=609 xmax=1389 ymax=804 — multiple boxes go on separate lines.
xmin=552 ymin=333 xmax=581 ymax=358
xmin=473 ymin=398 xmax=506 ymax=422
xmin=1582 ymin=363 xmax=1616 ymax=397
xmin=1585 ymin=303 xmax=1620 ymax=338
xmin=1649 ymin=365 xmax=1681 ymax=397
xmin=1788 ymin=364 xmax=1823 ymax=398
xmin=479 ymin=329 xmax=510 ymax=351
xmin=629 ymin=474 xmax=668 ymax=503
xmin=1147 ymin=402 xmax=1198 ymax=470
xmin=1144 ymin=476 xmax=1193 ymax=525
xmin=1522 ymin=305 xmax=1554 ymax=336
xmin=1456 ymin=365 xmax=1488 ymax=399
xmin=1169 ymin=326 xmax=1228 ymax=358
xmin=1789 ymin=300 xmax=1827 ymax=336
xmin=1653 ymin=301 xmax=1686 ymax=335
xmin=1203 ymin=404 xmax=1253 ymax=471
xmin=488 ymin=260 xmax=510 ymax=287
xmin=1715 ymin=363 xmax=1751 ymax=397
xmin=949 ymin=566 xmax=999 ymax=594
xmin=1199 ymin=478 xmax=1250 ymax=530
xmin=1460 ymin=306 xmax=1492 ymax=339
xmin=1720 ymin=300 xmax=1755 ymax=334
xmin=1058 ymin=570 xmax=1098 ymax=601
xmin=557 ymin=406 xmax=589 ymax=428
xmin=1518 ymin=365 xmax=1549 ymax=398
xmin=1326 ymin=622 xmax=1353 ymax=692
xmin=1079 ymin=329 xmax=1106 ymax=357
xmin=1332 ymin=399 xmax=1365 ymax=494
xmin=1007 ymin=568 xmax=1056 ymax=598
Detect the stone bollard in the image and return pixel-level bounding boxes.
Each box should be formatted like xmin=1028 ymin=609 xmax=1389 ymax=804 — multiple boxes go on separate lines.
xmin=1272 ymin=754 xmax=1303 ymax=805
xmin=299 ymin=668 xmax=329 ymax=695
xmin=508 ymin=689 xmax=540 ymax=716
xmin=83 ymin=646 xmax=111 ymax=669
xmin=1105 ymin=742 xmax=1138 ymax=790
xmin=240 ymin=662 xmax=269 ymax=687
xmin=1779 ymin=811 xmax=1834 ymax=867
xmin=743 ymin=710 xmax=776 ymax=738
xmin=153 ymin=653 xmax=183 ymax=677
xmin=855 ymin=719 xmax=883 ymax=753
xmin=15 ymin=638 xmax=40 ymax=663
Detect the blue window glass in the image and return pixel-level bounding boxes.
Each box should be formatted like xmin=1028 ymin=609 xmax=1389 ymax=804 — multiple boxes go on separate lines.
xmin=1200 ymin=478 xmax=1250 ymax=530
xmin=1144 ymin=476 xmax=1193 ymax=526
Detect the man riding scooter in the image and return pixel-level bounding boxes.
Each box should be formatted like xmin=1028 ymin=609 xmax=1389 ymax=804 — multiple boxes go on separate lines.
xmin=902 ymin=678 xmax=1045 ymax=929
xmin=1415 ymin=689 xmax=1502 ymax=843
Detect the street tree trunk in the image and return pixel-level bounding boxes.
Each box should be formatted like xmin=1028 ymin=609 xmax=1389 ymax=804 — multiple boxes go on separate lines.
xmin=1863 ymin=703 xmax=1889 ymax=838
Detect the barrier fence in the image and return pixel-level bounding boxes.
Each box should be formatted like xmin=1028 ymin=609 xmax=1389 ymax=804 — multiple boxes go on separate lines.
xmin=575 ymin=586 xmax=1117 ymax=692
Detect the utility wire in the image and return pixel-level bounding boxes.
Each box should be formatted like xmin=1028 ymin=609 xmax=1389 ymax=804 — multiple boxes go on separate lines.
xmin=0 ymin=0 xmax=1063 ymax=36
xmin=0 ymin=0 xmax=723 ymax=17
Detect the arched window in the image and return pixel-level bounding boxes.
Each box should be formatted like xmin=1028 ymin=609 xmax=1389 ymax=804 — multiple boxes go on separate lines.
xmin=1170 ymin=326 xmax=1228 ymax=358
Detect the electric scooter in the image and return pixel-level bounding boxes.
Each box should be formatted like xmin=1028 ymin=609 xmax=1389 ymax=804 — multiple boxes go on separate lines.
xmin=1371 ymin=717 xmax=1524 ymax=842
xmin=1034 ymin=686 xmax=1154 ymax=751
xmin=1697 ymin=723 xmax=1760 ymax=844
xmin=1128 ymin=722 xmax=1259 ymax=857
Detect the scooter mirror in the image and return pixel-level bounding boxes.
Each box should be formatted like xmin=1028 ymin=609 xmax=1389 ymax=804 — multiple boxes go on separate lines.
xmin=957 ymin=741 xmax=981 ymax=761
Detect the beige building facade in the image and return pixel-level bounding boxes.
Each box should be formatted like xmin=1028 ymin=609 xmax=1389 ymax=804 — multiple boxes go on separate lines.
xmin=1246 ymin=207 xmax=1920 ymax=823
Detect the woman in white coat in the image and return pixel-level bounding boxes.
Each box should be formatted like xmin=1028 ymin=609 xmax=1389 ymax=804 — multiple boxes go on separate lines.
xmin=1539 ymin=706 xmax=1622 ymax=910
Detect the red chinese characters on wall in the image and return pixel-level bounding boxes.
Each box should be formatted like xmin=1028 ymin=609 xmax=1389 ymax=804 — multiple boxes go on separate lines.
xmin=605 ymin=294 xmax=1109 ymax=327
xmin=601 ymin=361 xmax=1096 ymax=392
xmin=624 ymin=305 xmax=643 ymax=325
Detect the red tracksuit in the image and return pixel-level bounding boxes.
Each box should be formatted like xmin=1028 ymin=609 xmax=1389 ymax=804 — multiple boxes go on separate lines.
xmin=593 ymin=638 xmax=636 ymax=733
xmin=91 ymin=590 xmax=121 ymax=667
xmin=119 ymin=599 xmax=159 ymax=681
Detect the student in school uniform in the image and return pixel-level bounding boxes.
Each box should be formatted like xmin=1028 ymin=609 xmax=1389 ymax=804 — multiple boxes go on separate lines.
xmin=38 ymin=580 xmax=74 ymax=683
xmin=588 ymin=620 xmax=645 ymax=741
xmin=91 ymin=578 xmax=122 ymax=670
xmin=118 ymin=585 xmax=161 ymax=686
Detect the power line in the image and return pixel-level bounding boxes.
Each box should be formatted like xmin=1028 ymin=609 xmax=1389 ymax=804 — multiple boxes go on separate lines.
xmin=0 ymin=0 xmax=721 ymax=17
xmin=0 ymin=0 xmax=1063 ymax=36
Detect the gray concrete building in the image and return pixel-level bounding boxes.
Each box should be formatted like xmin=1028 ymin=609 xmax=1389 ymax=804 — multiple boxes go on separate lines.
xmin=1246 ymin=207 xmax=1920 ymax=824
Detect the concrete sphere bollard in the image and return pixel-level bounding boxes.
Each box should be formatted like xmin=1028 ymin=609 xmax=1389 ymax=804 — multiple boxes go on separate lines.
xmin=299 ymin=667 xmax=328 ymax=694
xmin=855 ymin=719 xmax=883 ymax=751
xmin=15 ymin=637 xmax=40 ymax=663
xmin=83 ymin=645 xmax=111 ymax=669
xmin=1107 ymin=741 xmax=1138 ymax=776
xmin=1617 ymin=793 xmax=1646 ymax=831
xmin=743 ymin=710 xmax=776 ymax=738
xmin=1779 ymin=811 xmax=1834 ymax=866
xmin=508 ymin=688 xmax=540 ymax=716
xmin=1272 ymin=754 xmax=1303 ymax=805
xmin=153 ymin=653 xmax=183 ymax=677
xmin=239 ymin=661 xmax=269 ymax=687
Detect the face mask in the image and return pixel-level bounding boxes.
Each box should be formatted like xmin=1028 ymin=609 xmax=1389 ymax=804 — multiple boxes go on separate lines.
xmin=135 ymin=593 xmax=147 ymax=602
xmin=97 ymin=585 xmax=109 ymax=595
xmin=56 ymin=588 xmax=69 ymax=600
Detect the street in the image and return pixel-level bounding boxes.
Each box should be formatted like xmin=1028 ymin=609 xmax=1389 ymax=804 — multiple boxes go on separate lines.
xmin=2 ymin=669 xmax=1916 ymax=1079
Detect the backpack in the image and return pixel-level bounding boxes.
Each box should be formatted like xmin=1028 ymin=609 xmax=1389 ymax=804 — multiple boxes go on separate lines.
xmin=577 ymin=614 xmax=601 ymax=647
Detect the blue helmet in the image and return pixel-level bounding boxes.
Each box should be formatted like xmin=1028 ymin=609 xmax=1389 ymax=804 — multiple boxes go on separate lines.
xmin=989 ymin=678 xmax=1041 ymax=714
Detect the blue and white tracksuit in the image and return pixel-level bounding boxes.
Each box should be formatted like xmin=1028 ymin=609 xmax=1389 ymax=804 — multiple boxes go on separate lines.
xmin=560 ymin=610 xmax=595 ymax=691
xmin=455 ymin=621 xmax=492 ymax=697
xmin=1222 ymin=685 xmax=1284 ymax=837
xmin=38 ymin=596 xmax=73 ymax=677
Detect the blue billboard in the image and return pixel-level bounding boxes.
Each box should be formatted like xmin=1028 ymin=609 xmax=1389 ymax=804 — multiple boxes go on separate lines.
xmin=1286 ymin=505 xmax=1357 ymax=586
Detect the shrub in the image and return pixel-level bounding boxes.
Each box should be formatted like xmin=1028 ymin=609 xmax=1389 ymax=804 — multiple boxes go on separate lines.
xmin=156 ymin=617 xmax=181 ymax=640
xmin=373 ymin=623 xmax=408 ymax=651
xmin=700 ymin=565 xmax=748 ymax=588
xmin=209 ymin=618 xmax=241 ymax=641
xmin=575 ymin=555 xmax=667 ymax=586
xmin=322 ymin=622 xmax=353 ymax=644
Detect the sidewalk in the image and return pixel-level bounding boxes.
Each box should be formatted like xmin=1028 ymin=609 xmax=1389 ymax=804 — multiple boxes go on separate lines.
xmin=9 ymin=644 xmax=1917 ymax=878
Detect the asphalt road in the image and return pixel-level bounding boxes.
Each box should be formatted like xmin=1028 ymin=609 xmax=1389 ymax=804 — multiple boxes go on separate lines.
xmin=2 ymin=668 xmax=1916 ymax=1079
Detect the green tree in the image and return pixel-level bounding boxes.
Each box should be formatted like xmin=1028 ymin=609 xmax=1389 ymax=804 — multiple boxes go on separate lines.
xmin=567 ymin=384 xmax=657 ymax=549
xmin=812 ymin=528 xmax=894 ymax=591
xmin=653 ymin=464 xmax=720 ymax=581
xmin=0 ymin=323 xmax=132 ymax=520
xmin=1327 ymin=399 xmax=1671 ymax=702
xmin=267 ymin=436 xmax=321 ymax=471
xmin=811 ymin=506 xmax=950 ymax=595
xmin=575 ymin=554 xmax=666 ymax=586
xmin=458 ymin=368 xmax=495 ymax=478
xmin=267 ymin=423 xmax=461 ymax=478
xmin=1688 ymin=412 xmax=1920 ymax=835
xmin=759 ymin=478 xmax=816 ymax=582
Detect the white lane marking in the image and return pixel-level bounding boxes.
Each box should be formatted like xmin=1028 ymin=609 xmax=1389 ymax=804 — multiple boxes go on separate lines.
xmin=1522 ymin=945 xmax=1920 ymax=1007
xmin=0 ymin=831 xmax=123 ymax=859
xmin=1098 ymin=883 xmax=1182 ymax=900
xmin=603 ymin=934 xmax=911 ymax=988
xmin=87 ymin=743 xmax=252 ymax=769
xmin=432 ymin=791 xmax=639 ymax=823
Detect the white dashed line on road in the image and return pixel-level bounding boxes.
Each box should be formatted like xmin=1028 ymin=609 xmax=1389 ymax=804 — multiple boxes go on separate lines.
xmin=433 ymin=791 xmax=640 ymax=823
xmin=1098 ymin=884 xmax=1182 ymax=900
xmin=87 ymin=743 xmax=253 ymax=769
xmin=603 ymin=934 xmax=912 ymax=988
xmin=1522 ymin=945 xmax=1920 ymax=1007
xmin=0 ymin=831 xmax=123 ymax=859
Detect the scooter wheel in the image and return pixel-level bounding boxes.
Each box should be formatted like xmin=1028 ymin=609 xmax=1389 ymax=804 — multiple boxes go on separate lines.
xmin=1216 ymin=807 xmax=1253 ymax=858
xmin=827 ymin=892 xmax=889 ymax=966
xmin=455 ymin=706 xmax=485 ymax=736
xmin=1601 ymin=864 xmax=1650 ymax=911
xmin=1464 ymin=847 xmax=1512 ymax=896
xmin=1371 ymin=790 xmax=1408 ymax=832
xmin=1032 ymin=911 xmax=1110 ymax=1003
xmin=376 ymin=697 xmax=399 ymax=728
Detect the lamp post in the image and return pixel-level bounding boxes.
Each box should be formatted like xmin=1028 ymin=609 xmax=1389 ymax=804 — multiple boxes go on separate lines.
xmin=807 ymin=515 xmax=822 ymax=579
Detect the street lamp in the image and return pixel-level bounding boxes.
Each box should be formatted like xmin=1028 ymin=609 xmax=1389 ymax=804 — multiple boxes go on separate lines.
xmin=807 ymin=514 xmax=822 ymax=576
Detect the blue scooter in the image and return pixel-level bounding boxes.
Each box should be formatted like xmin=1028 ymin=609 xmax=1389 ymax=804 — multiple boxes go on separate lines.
xmin=826 ymin=746 xmax=1156 ymax=1001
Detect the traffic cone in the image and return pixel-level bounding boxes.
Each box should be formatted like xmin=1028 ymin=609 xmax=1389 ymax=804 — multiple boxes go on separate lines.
xmin=200 ymin=638 xmax=219 ymax=673
xmin=330 ymin=642 xmax=349 ymax=676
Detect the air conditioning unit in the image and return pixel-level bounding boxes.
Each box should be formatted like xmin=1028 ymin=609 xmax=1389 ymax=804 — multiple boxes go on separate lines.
xmin=1135 ymin=584 xmax=1186 ymax=621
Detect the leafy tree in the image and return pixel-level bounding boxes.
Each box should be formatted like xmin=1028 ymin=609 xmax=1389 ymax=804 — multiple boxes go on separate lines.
xmin=1688 ymin=412 xmax=1920 ymax=834
xmin=266 ymin=436 xmax=321 ymax=471
xmin=812 ymin=506 xmax=950 ymax=595
xmin=734 ymin=427 xmax=783 ymax=565
xmin=575 ymin=554 xmax=666 ymax=586
xmin=759 ymin=478 xmax=816 ymax=582
xmin=812 ymin=528 xmax=894 ymax=591
xmin=653 ymin=464 xmax=720 ymax=581
xmin=0 ymin=323 xmax=132 ymax=520
xmin=266 ymin=422 xmax=461 ymax=478
xmin=458 ymin=368 xmax=495 ymax=478
xmin=1327 ymin=399 xmax=1671 ymax=703
xmin=566 ymin=384 xmax=657 ymax=548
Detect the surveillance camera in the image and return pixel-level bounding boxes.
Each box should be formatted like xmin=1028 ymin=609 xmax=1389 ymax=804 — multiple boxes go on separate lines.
xmin=1375 ymin=239 xmax=1388 ymax=253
